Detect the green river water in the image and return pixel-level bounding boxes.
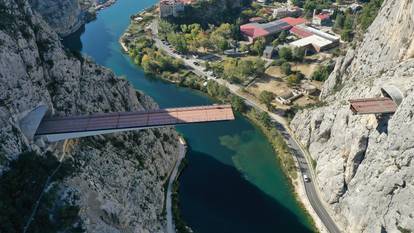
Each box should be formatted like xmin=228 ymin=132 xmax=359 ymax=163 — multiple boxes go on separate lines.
xmin=63 ymin=0 xmax=313 ymax=232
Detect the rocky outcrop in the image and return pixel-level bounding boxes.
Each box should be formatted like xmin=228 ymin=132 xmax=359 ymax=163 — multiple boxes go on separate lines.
xmin=290 ymin=0 xmax=414 ymax=232
xmin=27 ymin=0 xmax=104 ymax=36
xmin=0 ymin=0 xmax=179 ymax=232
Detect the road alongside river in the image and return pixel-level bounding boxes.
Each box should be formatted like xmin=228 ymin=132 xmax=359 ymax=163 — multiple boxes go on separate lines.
xmin=63 ymin=0 xmax=316 ymax=232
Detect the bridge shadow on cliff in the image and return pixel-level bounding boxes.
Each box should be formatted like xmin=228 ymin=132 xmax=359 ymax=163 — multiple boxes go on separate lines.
xmin=178 ymin=148 xmax=313 ymax=233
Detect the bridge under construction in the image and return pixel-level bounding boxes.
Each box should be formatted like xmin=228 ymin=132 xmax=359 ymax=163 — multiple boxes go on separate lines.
xmin=349 ymin=97 xmax=397 ymax=115
xmin=21 ymin=105 xmax=235 ymax=142
xmin=349 ymin=85 xmax=404 ymax=115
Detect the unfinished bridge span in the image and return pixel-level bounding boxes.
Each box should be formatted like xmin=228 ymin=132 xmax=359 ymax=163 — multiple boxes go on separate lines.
xmin=21 ymin=105 xmax=235 ymax=142
xmin=349 ymin=85 xmax=405 ymax=115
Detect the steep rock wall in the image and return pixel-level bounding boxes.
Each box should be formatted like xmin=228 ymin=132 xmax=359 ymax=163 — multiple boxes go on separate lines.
xmin=291 ymin=0 xmax=414 ymax=232
xmin=290 ymin=1 xmax=414 ymax=232
xmin=27 ymin=0 xmax=103 ymax=36
xmin=0 ymin=0 xmax=179 ymax=232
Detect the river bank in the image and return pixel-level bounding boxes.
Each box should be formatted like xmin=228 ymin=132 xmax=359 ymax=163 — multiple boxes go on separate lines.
xmin=65 ymin=0 xmax=317 ymax=232
xmin=165 ymin=137 xmax=188 ymax=233
xmin=119 ymin=6 xmax=320 ymax=233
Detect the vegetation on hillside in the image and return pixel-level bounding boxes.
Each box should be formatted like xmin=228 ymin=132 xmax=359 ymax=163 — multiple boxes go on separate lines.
xmin=0 ymin=152 xmax=82 ymax=233
xmin=170 ymin=0 xmax=248 ymax=27
xmin=357 ymin=0 xmax=384 ymax=31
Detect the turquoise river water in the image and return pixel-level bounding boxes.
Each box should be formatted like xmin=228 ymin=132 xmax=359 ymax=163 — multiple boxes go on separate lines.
xmin=63 ymin=0 xmax=314 ymax=232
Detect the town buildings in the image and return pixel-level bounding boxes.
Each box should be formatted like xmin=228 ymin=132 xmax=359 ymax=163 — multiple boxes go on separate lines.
xmin=289 ymin=24 xmax=339 ymax=53
xmin=272 ymin=6 xmax=302 ymax=19
xmin=159 ymin=0 xmax=190 ymax=18
xmin=240 ymin=17 xmax=307 ymax=43
xmin=312 ymin=9 xmax=332 ymax=26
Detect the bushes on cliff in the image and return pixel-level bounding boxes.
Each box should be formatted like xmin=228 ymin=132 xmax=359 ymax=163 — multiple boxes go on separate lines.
xmin=358 ymin=0 xmax=384 ymax=31
xmin=0 ymin=151 xmax=83 ymax=233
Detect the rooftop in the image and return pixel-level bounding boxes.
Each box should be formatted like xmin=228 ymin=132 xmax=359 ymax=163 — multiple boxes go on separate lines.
xmin=240 ymin=17 xmax=306 ymax=39
xmin=315 ymin=13 xmax=331 ymax=20
xmin=290 ymin=34 xmax=332 ymax=48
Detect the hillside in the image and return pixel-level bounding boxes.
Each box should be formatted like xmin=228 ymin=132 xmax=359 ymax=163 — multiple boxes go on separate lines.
xmin=27 ymin=0 xmax=109 ymax=36
xmin=0 ymin=0 xmax=179 ymax=232
xmin=290 ymin=0 xmax=414 ymax=232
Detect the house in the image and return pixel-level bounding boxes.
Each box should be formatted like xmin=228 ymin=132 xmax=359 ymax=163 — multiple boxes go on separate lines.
xmin=240 ymin=17 xmax=307 ymax=43
xmin=312 ymin=10 xmax=331 ymax=26
xmin=272 ymin=6 xmax=302 ymax=19
xmin=263 ymin=46 xmax=274 ymax=59
xmin=289 ymin=24 xmax=339 ymax=53
xmin=275 ymin=89 xmax=303 ymax=105
xmin=290 ymin=35 xmax=335 ymax=53
xmin=159 ymin=0 xmax=189 ymax=18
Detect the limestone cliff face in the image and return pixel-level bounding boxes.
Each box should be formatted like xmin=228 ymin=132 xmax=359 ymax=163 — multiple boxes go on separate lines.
xmin=28 ymin=0 xmax=102 ymax=36
xmin=290 ymin=0 xmax=414 ymax=232
xmin=0 ymin=0 xmax=179 ymax=232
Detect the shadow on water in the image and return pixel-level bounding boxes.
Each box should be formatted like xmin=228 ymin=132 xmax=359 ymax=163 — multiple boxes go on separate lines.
xmin=179 ymin=149 xmax=313 ymax=233
xmin=62 ymin=25 xmax=85 ymax=52
xmin=60 ymin=0 xmax=314 ymax=231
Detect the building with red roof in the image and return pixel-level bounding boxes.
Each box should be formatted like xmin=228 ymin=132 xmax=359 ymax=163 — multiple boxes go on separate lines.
xmin=290 ymin=25 xmax=313 ymax=38
xmin=240 ymin=17 xmax=307 ymax=43
xmin=312 ymin=12 xmax=331 ymax=26
xmin=280 ymin=17 xmax=307 ymax=27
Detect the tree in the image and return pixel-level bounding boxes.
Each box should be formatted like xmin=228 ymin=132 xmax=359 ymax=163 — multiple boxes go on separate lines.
xmin=223 ymin=58 xmax=239 ymax=80
xmin=358 ymin=0 xmax=384 ymax=31
xmin=292 ymin=47 xmax=305 ymax=62
xmin=279 ymin=47 xmax=292 ymax=61
xmin=231 ymin=95 xmax=246 ymax=113
xmin=258 ymin=111 xmax=272 ymax=128
xmin=251 ymin=37 xmax=266 ymax=56
xmin=286 ymin=72 xmax=303 ymax=86
xmin=278 ymin=30 xmax=288 ymax=43
xmin=334 ymin=13 xmax=345 ymax=30
xmin=141 ymin=54 xmax=155 ymax=73
xmin=259 ymin=90 xmax=274 ymax=110
xmin=158 ymin=20 xmax=175 ymax=39
xmin=281 ymin=62 xmax=292 ymax=75
xmin=167 ymin=33 xmax=188 ymax=54
xmin=312 ymin=65 xmax=333 ymax=81
xmin=252 ymin=58 xmax=265 ymax=76
xmin=240 ymin=43 xmax=250 ymax=52
xmin=272 ymin=38 xmax=280 ymax=47
xmin=340 ymin=29 xmax=353 ymax=42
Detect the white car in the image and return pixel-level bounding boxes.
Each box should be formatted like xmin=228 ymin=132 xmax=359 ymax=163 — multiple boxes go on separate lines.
xmin=303 ymin=174 xmax=310 ymax=182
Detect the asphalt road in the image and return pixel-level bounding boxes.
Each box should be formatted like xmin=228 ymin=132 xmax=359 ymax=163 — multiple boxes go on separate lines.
xmin=274 ymin=122 xmax=341 ymax=233
xmin=166 ymin=139 xmax=186 ymax=233
xmin=151 ymin=24 xmax=341 ymax=233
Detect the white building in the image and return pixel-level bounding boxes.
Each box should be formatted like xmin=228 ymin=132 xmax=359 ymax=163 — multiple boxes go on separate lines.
xmin=160 ymin=0 xmax=185 ymax=18
xmin=272 ymin=7 xmax=302 ymax=19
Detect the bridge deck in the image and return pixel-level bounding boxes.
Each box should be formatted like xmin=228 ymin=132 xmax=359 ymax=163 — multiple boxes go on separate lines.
xmin=349 ymin=97 xmax=397 ymax=115
xmin=36 ymin=105 xmax=234 ymax=136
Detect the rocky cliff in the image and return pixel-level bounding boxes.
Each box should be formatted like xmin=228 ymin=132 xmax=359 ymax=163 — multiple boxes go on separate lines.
xmin=0 ymin=0 xmax=179 ymax=232
xmin=291 ymin=0 xmax=414 ymax=232
xmin=27 ymin=0 xmax=105 ymax=36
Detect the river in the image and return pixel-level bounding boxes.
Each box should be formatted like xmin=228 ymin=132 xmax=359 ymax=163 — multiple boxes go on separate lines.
xmin=63 ymin=0 xmax=313 ymax=232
